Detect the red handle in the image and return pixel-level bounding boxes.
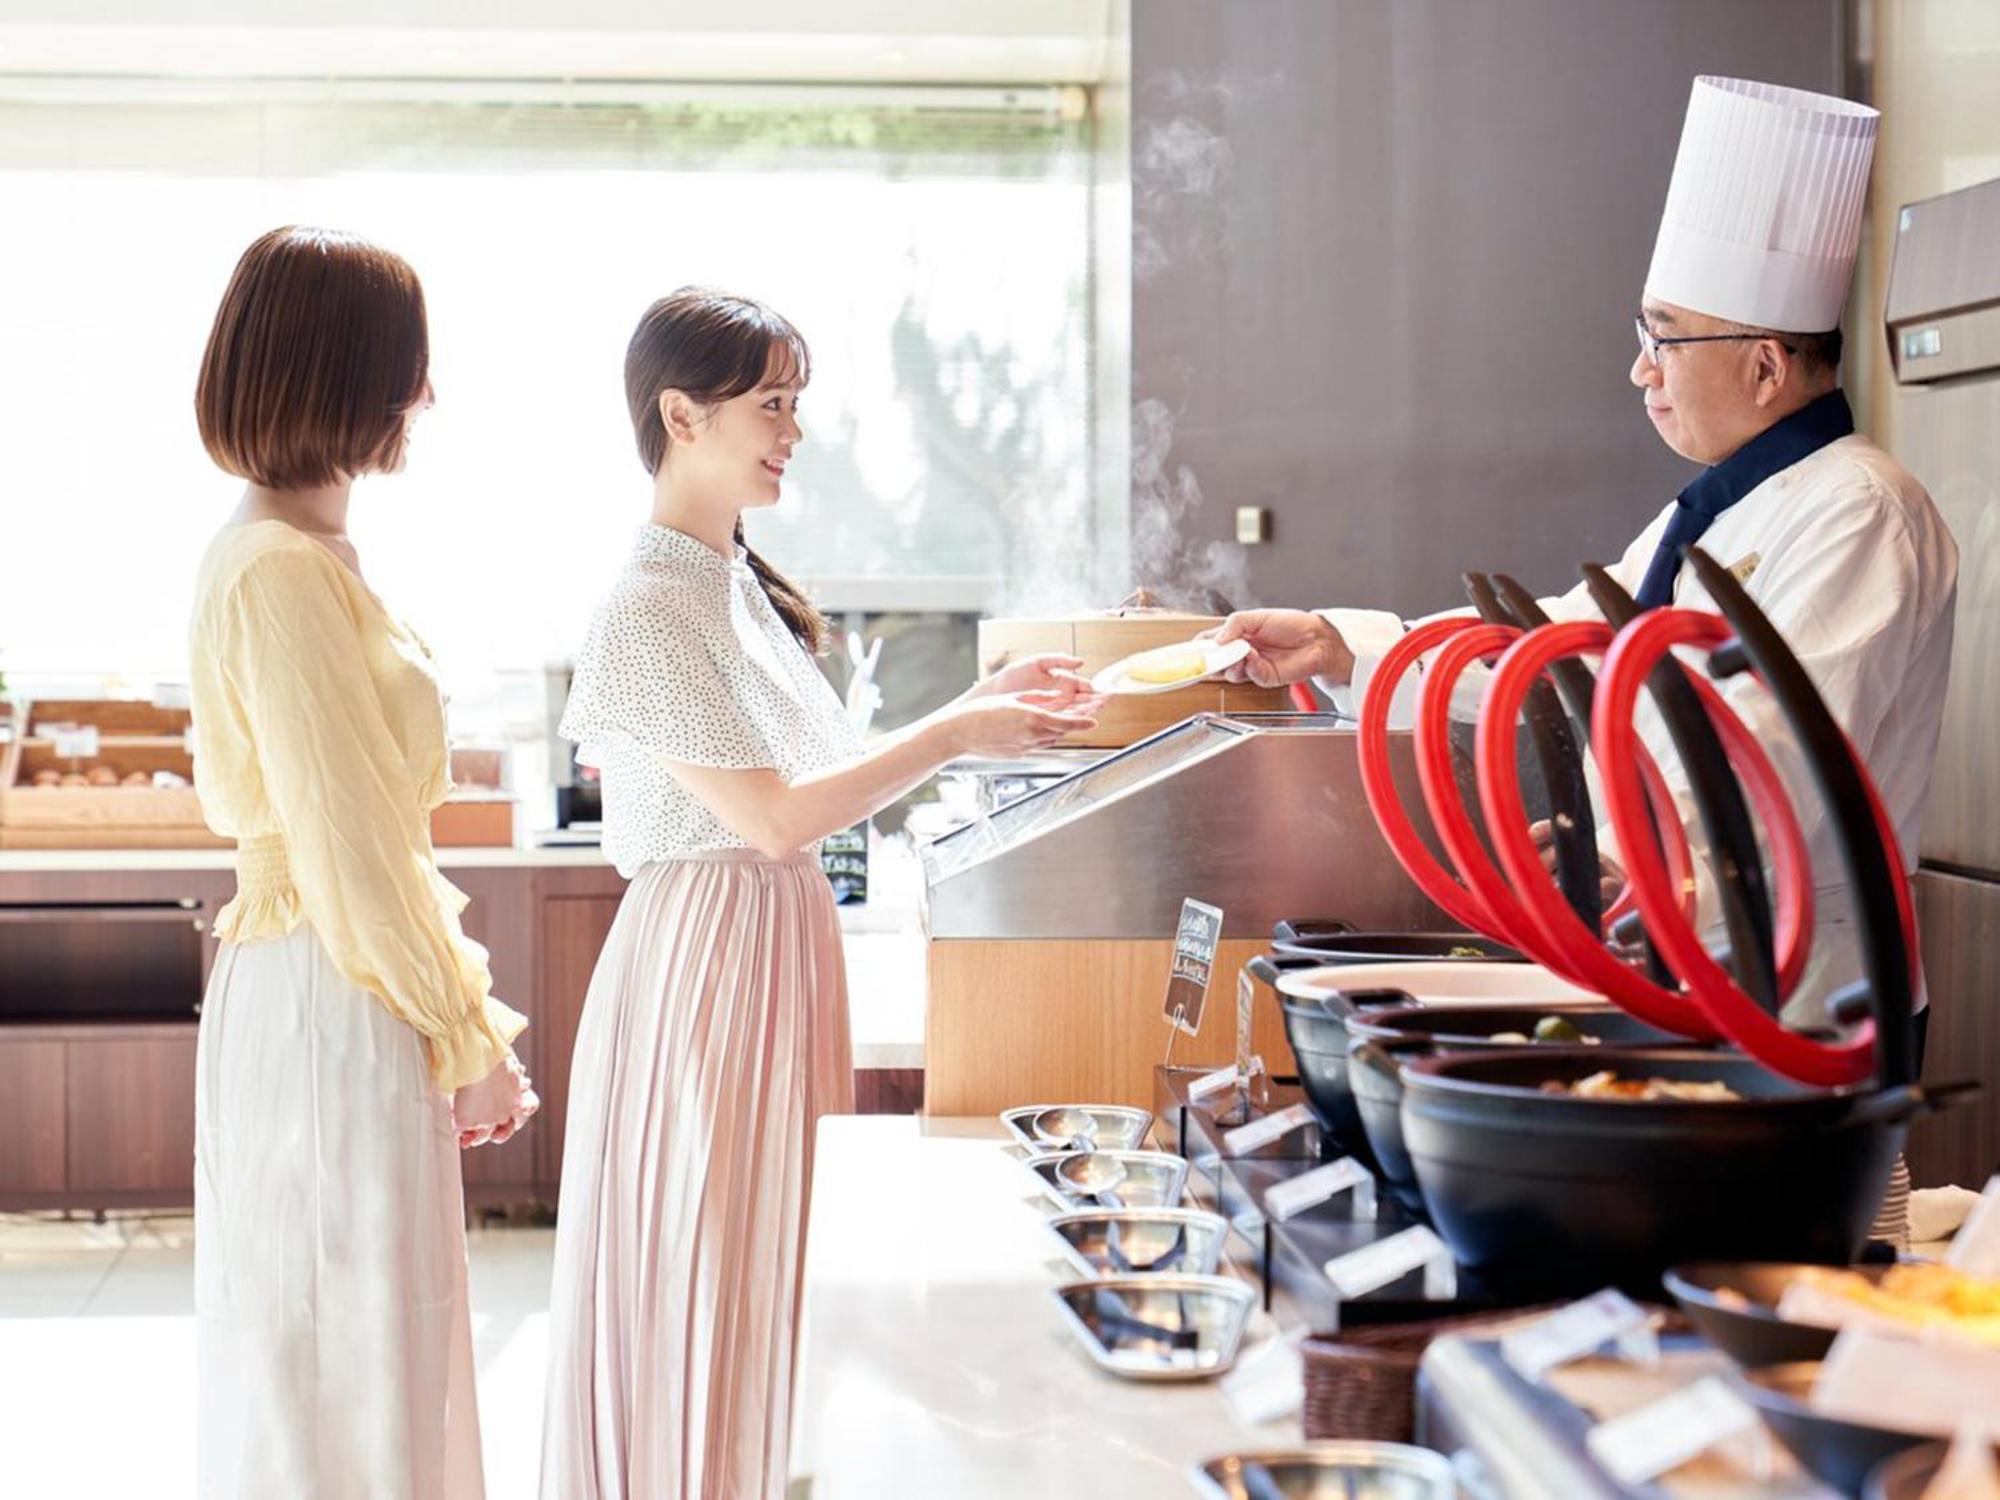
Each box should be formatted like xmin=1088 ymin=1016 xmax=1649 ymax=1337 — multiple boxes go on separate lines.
xmin=1355 ymin=618 xmax=1508 ymax=936
xmin=1594 ymin=608 xmax=1886 ymax=1085
xmin=1414 ymin=622 xmax=1584 ymax=971
xmin=1476 ymin=621 xmax=1738 ymax=1039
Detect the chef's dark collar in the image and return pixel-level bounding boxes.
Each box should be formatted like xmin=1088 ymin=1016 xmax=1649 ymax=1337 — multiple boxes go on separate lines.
xmin=1678 ymin=387 xmax=1855 ymax=522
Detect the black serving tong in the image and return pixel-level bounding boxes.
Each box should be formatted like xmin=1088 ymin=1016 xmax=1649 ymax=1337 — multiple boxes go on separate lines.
xmin=1583 ymin=563 xmax=1781 ymax=1015
xmin=1464 ymin=571 xmax=1605 ymax=934
xmin=1683 ymin=547 xmax=1918 ymax=1088
xmin=1490 ymin=572 xmax=1677 ymax=988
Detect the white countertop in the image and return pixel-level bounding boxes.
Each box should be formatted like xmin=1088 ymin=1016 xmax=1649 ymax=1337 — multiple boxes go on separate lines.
xmin=788 ymin=1115 xmax=1290 ymax=1499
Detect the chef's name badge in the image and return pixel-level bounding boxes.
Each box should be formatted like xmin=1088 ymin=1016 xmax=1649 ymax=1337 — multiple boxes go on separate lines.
xmin=1727 ymin=551 xmax=1760 ymax=585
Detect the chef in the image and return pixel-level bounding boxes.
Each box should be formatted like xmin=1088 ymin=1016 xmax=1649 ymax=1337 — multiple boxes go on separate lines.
xmin=1215 ymin=76 xmax=1958 ymax=1029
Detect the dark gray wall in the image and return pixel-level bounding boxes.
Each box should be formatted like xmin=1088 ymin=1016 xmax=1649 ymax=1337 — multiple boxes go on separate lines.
xmin=1131 ymin=0 xmax=1844 ymax=613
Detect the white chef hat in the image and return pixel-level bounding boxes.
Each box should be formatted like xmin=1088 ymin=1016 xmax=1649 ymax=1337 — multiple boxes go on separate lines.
xmin=1645 ymin=76 xmax=1878 ymax=334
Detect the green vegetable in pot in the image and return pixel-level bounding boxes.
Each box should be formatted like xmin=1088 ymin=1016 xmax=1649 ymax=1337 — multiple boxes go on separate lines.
xmin=1447 ymin=945 xmax=1484 ymax=959
xmin=1533 ymin=1015 xmax=1586 ymax=1043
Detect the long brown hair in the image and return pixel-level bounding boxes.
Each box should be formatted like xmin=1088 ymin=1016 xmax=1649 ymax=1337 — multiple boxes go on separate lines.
xmin=196 ymin=226 xmax=429 ymax=488
xmin=625 ymin=288 xmax=827 ymax=654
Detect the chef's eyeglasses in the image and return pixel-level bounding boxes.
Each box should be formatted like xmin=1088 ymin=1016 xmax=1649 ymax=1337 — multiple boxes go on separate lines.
xmin=1635 ymin=316 xmax=1797 ymax=366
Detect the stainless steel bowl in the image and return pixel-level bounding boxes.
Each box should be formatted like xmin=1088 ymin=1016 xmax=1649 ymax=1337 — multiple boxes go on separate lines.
xmin=1190 ymin=1442 xmax=1458 ymax=1498
xmin=1000 ymin=1102 xmax=1155 ymax=1152
xmin=1023 ymin=1149 xmax=1189 ymax=1211
xmin=1050 ymin=1274 xmax=1257 ymax=1381
xmin=1045 ymin=1208 xmax=1229 ymax=1278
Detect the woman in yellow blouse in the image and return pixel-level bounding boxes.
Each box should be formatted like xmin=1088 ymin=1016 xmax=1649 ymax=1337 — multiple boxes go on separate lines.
xmin=186 ymin=226 xmax=536 ymax=1500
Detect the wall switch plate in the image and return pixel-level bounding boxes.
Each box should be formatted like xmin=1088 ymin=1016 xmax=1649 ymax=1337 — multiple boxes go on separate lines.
xmin=1234 ymin=505 xmax=1271 ymax=545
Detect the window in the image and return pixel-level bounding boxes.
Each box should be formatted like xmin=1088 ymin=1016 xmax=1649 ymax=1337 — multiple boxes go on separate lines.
xmin=0 ymin=80 xmax=1099 ymax=685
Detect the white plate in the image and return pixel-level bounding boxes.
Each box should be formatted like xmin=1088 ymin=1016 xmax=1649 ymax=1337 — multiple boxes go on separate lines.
xmin=1274 ymin=960 xmax=1603 ymax=1008
xmin=1091 ymin=637 xmax=1252 ymax=696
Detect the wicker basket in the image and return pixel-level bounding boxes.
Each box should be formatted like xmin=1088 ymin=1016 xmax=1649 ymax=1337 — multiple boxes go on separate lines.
xmin=1303 ymin=1301 xmax=1687 ymax=1442
xmin=1302 ymin=1306 xmax=1560 ymax=1442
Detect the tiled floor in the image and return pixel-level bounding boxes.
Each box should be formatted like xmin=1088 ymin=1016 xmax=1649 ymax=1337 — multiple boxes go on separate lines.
xmin=0 ymin=1211 xmax=555 ymax=1499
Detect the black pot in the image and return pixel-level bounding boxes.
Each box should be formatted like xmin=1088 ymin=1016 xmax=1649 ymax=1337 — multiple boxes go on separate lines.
xmin=1397 ymin=1048 xmax=1964 ymax=1296
xmin=1270 ymin=921 xmax=1524 ymax=966
xmin=1250 ymin=956 xmax=1392 ymax=1163
xmin=1345 ymin=1011 xmax=1695 ymax=1213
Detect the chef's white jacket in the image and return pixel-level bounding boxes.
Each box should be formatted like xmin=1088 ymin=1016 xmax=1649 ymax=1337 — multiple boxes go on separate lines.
xmin=1320 ymin=432 xmax=1959 ymax=1026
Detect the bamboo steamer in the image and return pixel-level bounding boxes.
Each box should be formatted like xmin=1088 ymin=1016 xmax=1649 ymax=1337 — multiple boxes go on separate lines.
xmin=977 ymin=609 xmax=1292 ymax=748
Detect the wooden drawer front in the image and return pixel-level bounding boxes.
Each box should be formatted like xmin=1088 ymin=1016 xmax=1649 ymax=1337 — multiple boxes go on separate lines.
xmin=535 ymin=895 xmax=625 ymax=1189
xmin=65 ymin=1032 xmax=197 ymax=1196
xmin=0 ymin=1040 xmax=67 ymax=1194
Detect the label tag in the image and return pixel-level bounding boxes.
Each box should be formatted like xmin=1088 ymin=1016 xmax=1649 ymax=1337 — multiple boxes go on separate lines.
xmin=1187 ymin=1065 xmax=1241 ymax=1103
xmin=1220 ymin=1327 xmax=1308 ymax=1427
xmin=1162 ymin=898 xmax=1224 ymax=1037
xmin=1946 ymin=1173 xmax=2000 ymax=1277
xmin=1501 ymin=1289 xmax=1657 ymax=1381
xmin=49 ymin=726 xmax=99 ymax=759
xmin=1584 ymin=1375 xmax=1761 ymax=1487
xmin=1323 ymin=1225 xmax=1454 ymax=1301
xmin=1264 ymin=1157 xmax=1375 ymax=1224
xmin=1222 ymin=1102 xmax=1314 ymax=1158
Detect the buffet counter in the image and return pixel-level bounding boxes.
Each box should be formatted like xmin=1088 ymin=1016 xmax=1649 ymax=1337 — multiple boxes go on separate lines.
xmin=788 ymin=1114 xmax=1290 ymax=1499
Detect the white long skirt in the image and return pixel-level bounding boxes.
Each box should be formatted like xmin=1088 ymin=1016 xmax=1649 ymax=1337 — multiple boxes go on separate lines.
xmin=194 ymin=926 xmax=484 ymax=1500
xmin=539 ymin=851 xmax=854 ymax=1500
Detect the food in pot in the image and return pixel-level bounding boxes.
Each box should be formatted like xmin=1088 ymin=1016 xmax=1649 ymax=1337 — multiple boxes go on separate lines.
xmin=1489 ymin=1017 xmax=1603 ymax=1045
xmin=1448 ymin=945 xmax=1486 ymax=958
xmin=1533 ymin=1015 xmax=1589 ymax=1043
xmin=1124 ymin=645 xmax=1211 ymax=685
xmin=1776 ymin=1264 xmax=2000 ymax=1345
xmin=1541 ymin=1070 xmax=1742 ymax=1102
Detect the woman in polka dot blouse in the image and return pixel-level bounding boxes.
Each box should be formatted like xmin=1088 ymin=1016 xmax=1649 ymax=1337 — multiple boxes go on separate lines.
xmin=540 ymin=288 xmax=1102 ymax=1500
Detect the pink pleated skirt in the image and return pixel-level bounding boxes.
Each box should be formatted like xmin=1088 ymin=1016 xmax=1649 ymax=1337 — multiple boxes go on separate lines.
xmin=538 ymin=850 xmax=853 ymax=1500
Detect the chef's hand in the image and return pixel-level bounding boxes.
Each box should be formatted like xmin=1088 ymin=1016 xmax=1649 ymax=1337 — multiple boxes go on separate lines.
xmin=453 ymin=1053 xmax=539 ymax=1149
xmin=949 ymin=692 xmax=1102 ymax=757
xmin=972 ymin=653 xmax=1093 ymax=702
xmin=1204 ymin=610 xmax=1355 ymax=688
xmin=1528 ymin=819 xmax=1626 ymax=909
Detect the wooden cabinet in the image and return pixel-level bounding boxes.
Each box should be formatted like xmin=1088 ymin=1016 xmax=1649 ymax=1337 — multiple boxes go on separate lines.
xmin=535 ymin=894 xmax=625 ymax=1191
xmin=65 ymin=1028 xmax=197 ymax=1199
xmin=0 ymin=1039 xmax=67 ymax=1195
xmin=449 ymin=866 xmax=539 ymax=1195
xmin=0 ymin=856 xmax=640 ymax=1211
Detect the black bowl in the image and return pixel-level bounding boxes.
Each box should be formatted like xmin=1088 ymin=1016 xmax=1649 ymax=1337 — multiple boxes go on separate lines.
xmin=1277 ymin=993 xmax=1385 ymax=1165
xmin=1662 ymin=1262 xmax=1891 ymax=1368
xmin=1269 ymin=929 xmax=1525 ymax=966
xmin=1345 ymin=1002 xmax=1677 ymax=1050
xmin=1399 ymin=1049 xmax=1921 ymax=1296
xmin=1731 ymin=1362 xmax=1932 ymax=1496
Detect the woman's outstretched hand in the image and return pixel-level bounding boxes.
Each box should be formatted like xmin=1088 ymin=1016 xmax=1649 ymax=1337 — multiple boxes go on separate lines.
xmin=454 ymin=1052 xmax=540 ymax=1149
xmin=971 ymin=652 xmax=1093 ymax=702
xmin=948 ymin=691 xmax=1103 ymax=757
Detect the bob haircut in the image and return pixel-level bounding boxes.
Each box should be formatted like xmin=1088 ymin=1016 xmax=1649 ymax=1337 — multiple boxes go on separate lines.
xmin=195 ymin=226 xmax=429 ymax=490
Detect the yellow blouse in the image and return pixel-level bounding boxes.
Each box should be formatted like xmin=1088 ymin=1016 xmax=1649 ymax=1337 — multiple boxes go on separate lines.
xmin=188 ymin=520 xmax=526 ymax=1092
